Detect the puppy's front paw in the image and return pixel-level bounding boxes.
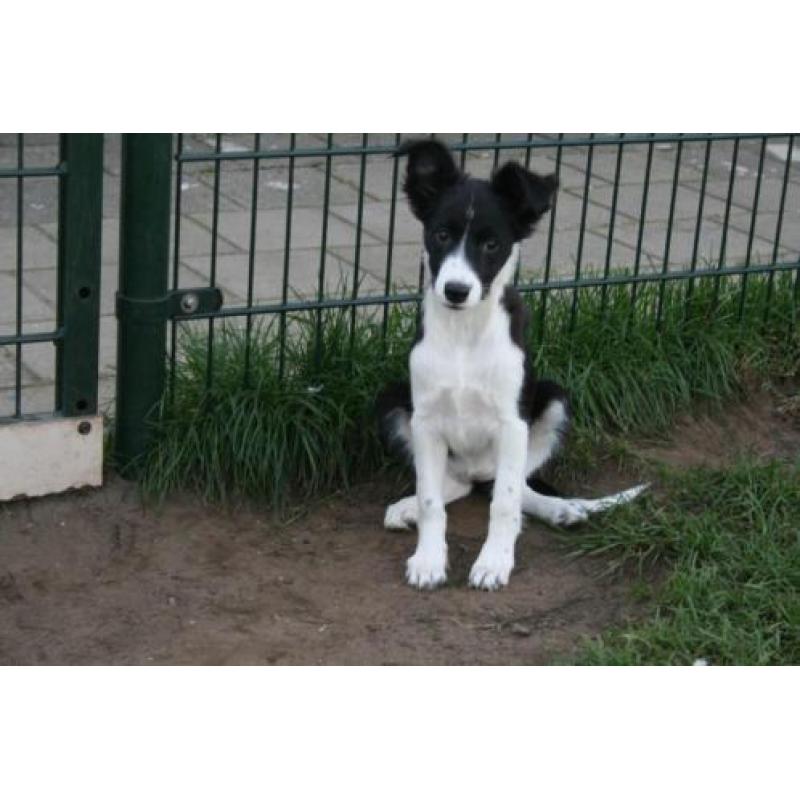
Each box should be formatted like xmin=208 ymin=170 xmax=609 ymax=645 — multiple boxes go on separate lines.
xmin=469 ymin=548 xmax=514 ymax=591
xmin=406 ymin=549 xmax=447 ymax=589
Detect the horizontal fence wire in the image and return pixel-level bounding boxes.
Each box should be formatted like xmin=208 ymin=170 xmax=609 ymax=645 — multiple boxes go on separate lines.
xmin=169 ymin=260 xmax=800 ymax=322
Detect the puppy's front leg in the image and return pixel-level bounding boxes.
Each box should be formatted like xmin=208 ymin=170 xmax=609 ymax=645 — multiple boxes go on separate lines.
xmin=470 ymin=418 xmax=528 ymax=590
xmin=406 ymin=417 xmax=449 ymax=589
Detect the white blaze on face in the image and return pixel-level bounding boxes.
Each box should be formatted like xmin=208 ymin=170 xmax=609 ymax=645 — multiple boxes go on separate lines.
xmin=433 ymin=232 xmax=482 ymax=308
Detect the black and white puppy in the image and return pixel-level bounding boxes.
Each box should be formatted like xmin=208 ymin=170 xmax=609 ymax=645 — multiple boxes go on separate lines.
xmin=377 ymin=138 xmax=645 ymax=591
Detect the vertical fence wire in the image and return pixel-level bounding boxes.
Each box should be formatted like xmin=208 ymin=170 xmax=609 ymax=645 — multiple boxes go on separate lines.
xmin=243 ymin=133 xmax=262 ymax=386
xmin=315 ymin=133 xmax=334 ymax=368
xmin=714 ymin=137 xmax=740 ymax=308
xmin=765 ymin=134 xmax=795 ymax=325
xmin=205 ymin=133 xmax=223 ymax=390
xmin=601 ymin=135 xmax=626 ymax=314
xmin=14 ymin=134 xmax=24 ymax=417
xmin=656 ymin=136 xmax=684 ymax=329
xmin=169 ymin=133 xmax=183 ymax=409
xmin=459 ymin=133 xmax=469 ymax=171
xmin=536 ymin=133 xmax=564 ymax=343
xmin=492 ymin=132 xmax=502 ymax=171
xmin=514 ymin=133 xmax=536 ymax=287
xmin=684 ymin=137 xmax=712 ymax=312
xmin=738 ymin=136 xmax=768 ymax=321
xmin=349 ymin=133 xmax=368 ymax=356
xmin=630 ymin=133 xmax=655 ymax=312
xmin=570 ymin=133 xmax=595 ymax=331
xmin=278 ymin=134 xmax=296 ymax=380
xmin=381 ymin=133 xmax=402 ymax=349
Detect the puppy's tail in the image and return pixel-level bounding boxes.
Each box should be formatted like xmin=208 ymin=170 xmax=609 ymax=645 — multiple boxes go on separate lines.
xmin=571 ymin=483 xmax=650 ymax=513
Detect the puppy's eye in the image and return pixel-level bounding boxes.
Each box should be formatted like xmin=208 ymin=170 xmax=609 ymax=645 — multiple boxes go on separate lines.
xmin=483 ymin=238 xmax=499 ymax=253
xmin=435 ymin=228 xmax=451 ymax=244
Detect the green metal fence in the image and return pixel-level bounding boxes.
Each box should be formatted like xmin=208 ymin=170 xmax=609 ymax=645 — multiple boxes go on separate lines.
xmin=109 ymin=132 xmax=799 ymax=470
xmin=2 ymin=133 xmax=797 ymax=474
xmin=0 ymin=134 xmax=103 ymax=421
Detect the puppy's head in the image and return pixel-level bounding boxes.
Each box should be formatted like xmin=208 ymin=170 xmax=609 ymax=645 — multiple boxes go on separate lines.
xmin=399 ymin=138 xmax=557 ymax=310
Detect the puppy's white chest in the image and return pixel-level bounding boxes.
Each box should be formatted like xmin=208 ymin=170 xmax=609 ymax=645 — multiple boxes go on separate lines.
xmin=411 ymin=333 xmax=522 ymax=457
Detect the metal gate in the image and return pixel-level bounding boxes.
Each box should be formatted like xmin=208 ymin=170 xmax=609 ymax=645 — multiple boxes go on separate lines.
xmin=0 ymin=134 xmax=104 ymax=501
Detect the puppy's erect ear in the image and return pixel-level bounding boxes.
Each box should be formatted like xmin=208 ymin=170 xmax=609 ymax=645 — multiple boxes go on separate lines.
xmin=397 ymin=138 xmax=462 ymax=221
xmin=491 ymin=162 xmax=559 ymax=240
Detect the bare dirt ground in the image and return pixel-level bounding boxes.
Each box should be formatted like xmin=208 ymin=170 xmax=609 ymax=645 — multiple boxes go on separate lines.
xmin=1 ymin=394 xmax=798 ymax=665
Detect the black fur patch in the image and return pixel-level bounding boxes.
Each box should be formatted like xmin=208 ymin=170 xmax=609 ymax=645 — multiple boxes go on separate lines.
xmin=500 ymin=285 xmax=531 ymax=351
xmin=375 ymin=381 xmax=413 ymax=457
xmin=499 ymin=286 xmax=568 ymax=426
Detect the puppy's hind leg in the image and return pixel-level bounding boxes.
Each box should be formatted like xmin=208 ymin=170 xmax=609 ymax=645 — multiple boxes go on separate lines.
xmin=384 ymin=472 xmax=472 ymax=531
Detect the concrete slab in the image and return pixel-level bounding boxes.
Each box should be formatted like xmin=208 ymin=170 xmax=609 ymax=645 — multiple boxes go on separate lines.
xmin=0 ymin=273 xmax=56 ymax=325
xmin=0 ymin=224 xmax=58 ymax=270
xmin=180 ymin=250 xmax=384 ymax=306
xmin=187 ymin=207 xmax=382 ymax=254
xmin=198 ymin=163 xmax=363 ymax=210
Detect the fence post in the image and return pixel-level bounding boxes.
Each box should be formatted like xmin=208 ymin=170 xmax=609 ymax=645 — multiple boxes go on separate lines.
xmin=114 ymin=134 xmax=173 ymax=474
xmin=57 ymin=134 xmax=104 ymax=417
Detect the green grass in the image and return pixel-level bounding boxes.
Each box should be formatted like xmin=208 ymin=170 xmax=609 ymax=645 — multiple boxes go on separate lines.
xmin=138 ymin=272 xmax=799 ymax=509
xmin=571 ymin=459 xmax=800 ymax=665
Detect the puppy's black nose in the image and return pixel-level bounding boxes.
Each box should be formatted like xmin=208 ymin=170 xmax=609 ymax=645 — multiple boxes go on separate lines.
xmin=444 ymin=281 xmax=471 ymax=305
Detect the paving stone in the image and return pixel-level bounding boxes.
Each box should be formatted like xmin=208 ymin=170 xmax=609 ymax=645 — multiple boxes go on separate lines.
xmin=98 ymin=375 xmax=116 ymax=416
xmin=176 ymin=162 xmax=255 ymax=213
xmin=180 ymin=250 xmax=384 ymax=306
xmin=0 ymin=224 xmax=58 ymax=270
xmin=606 ymin=218 xmax=776 ymax=271
xmin=7 ymin=383 xmax=57 ymax=416
xmin=98 ymin=315 xmax=117 ymax=378
xmin=8 ymin=338 xmax=57 ymax=384
xmin=550 ymin=190 xmax=634 ymax=231
xmin=36 ymin=216 xmax=242 ymax=266
xmin=329 ymin=243 xmax=423 ymax=291
xmin=0 ymin=176 xmax=60 ymax=226
xmin=727 ymin=209 xmax=800 ymax=261
xmin=329 ymin=201 xmax=421 ymax=246
xmin=697 ymin=172 xmax=799 ymax=216
xmin=187 ymin=207 xmax=381 ymax=255
xmin=200 ymin=163 xmax=362 ymax=211
xmin=0 ymin=133 xmax=58 ymax=148
xmin=520 ymin=228 xmax=645 ymax=279
xmin=0 ymin=273 xmax=56 ymax=325
xmin=0 ymin=347 xmax=18 ymax=389
xmin=578 ymin=179 xmax=732 ymax=224
xmin=329 ymin=159 xmax=402 ymax=203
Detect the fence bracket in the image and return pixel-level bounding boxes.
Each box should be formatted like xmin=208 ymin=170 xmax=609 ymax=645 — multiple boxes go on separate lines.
xmin=115 ymin=287 xmax=223 ymax=325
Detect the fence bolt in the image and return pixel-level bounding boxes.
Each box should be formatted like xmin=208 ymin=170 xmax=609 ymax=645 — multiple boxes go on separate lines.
xmin=180 ymin=292 xmax=199 ymax=314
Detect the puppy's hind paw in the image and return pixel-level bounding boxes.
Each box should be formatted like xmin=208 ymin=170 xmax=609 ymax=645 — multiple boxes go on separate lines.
xmin=384 ymin=497 xmax=417 ymax=531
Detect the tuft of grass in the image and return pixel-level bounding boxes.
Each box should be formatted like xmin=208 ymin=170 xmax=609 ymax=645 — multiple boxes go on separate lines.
xmin=139 ymin=302 xmax=417 ymax=509
xmin=571 ymin=459 xmax=800 ymax=665
xmin=137 ymin=272 xmax=799 ymax=508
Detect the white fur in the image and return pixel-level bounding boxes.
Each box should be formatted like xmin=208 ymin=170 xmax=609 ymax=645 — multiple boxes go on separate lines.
xmin=433 ymin=232 xmax=482 ymax=308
